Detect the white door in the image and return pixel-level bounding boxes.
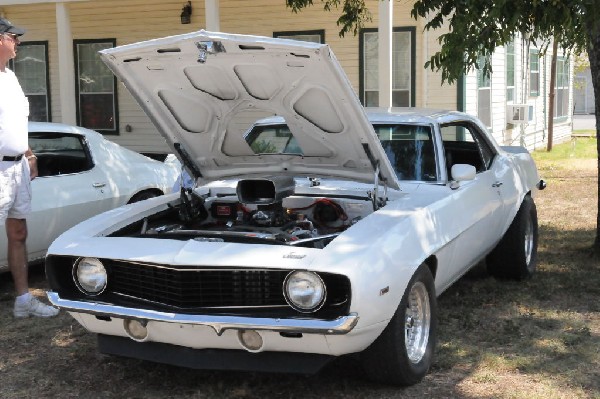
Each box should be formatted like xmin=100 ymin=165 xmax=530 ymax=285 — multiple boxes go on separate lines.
xmin=25 ymin=132 xmax=113 ymax=262
xmin=436 ymin=122 xmax=506 ymax=284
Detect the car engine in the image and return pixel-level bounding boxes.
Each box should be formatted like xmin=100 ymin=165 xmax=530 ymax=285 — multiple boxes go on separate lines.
xmin=110 ymin=176 xmax=367 ymax=249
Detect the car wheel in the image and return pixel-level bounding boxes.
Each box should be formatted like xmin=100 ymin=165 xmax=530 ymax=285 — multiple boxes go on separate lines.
xmin=128 ymin=190 xmax=161 ymax=204
xmin=360 ymin=264 xmax=437 ymax=386
xmin=487 ymin=195 xmax=538 ymax=280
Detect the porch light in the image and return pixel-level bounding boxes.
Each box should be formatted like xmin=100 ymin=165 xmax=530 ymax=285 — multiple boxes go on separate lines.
xmin=180 ymin=1 xmax=192 ymax=24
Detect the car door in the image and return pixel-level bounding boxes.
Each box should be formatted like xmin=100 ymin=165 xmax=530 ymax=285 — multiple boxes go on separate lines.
xmin=25 ymin=132 xmax=113 ymax=262
xmin=436 ymin=122 xmax=509 ymax=282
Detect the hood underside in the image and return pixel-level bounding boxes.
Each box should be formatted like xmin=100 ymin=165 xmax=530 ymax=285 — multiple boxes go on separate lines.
xmin=100 ymin=30 xmax=398 ymax=189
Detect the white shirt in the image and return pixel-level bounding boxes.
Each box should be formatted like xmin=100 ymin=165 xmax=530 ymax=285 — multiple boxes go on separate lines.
xmin=0 ymin=68 xmax=29 ymax=156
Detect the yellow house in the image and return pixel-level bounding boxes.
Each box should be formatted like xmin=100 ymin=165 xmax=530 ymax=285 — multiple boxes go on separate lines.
xmin=0 ymin=0 xmax=572 ymax=157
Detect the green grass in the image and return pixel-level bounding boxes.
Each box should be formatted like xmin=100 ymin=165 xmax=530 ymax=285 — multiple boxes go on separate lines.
xmin=532 ymin=136 xmax=597 ymax=161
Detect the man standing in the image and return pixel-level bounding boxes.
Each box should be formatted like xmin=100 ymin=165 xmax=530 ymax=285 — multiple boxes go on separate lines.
xmin=0 ymin=17 xmax=58 ymax=318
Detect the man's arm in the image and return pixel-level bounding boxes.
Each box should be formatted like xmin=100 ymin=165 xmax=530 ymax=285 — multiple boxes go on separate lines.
xmin=25 ymin=148 xmax=37 ymax=180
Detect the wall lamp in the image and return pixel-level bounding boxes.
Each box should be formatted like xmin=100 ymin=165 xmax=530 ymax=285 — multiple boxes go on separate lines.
xmin=180 ymin=1 xmax=192 ymax=25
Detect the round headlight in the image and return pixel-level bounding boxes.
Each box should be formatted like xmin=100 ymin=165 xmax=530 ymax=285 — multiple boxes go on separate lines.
xmin=74 ymin=257 xmax=107 ymax=295
xmin=283 ymin=271 xmax=326 ymax=312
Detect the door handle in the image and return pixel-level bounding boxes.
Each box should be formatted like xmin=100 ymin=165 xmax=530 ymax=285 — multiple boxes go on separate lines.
xmin=492 ymin=181 xmax=503 ymax=187
xmin=93 ymin=182 xmax=106 ymax=188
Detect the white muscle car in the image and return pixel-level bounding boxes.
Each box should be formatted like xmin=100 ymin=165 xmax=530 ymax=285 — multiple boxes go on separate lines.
xmin=0 ymin=122 xmax=179 ymax=272
xmin=45 ymin=31 xmax=545 ymax=386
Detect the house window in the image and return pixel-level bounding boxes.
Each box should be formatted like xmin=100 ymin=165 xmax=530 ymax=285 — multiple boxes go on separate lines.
xmin=555 ymin=57 xmax=570 ymax=119
xmin=477 ymin=55 xmax=492 ymax=128
xmin=530 ymin=50 xmax=540 ymax=96
xmin=273 ymin=29 xmax=324 ymax=43
xmin=10 ymin=41 xmax=50 ymax=122
xmin=359 ymin=27 xmax=415 ymax=107
xmin=506 ymin=41 xmax=515 ymax=102
xmin=74 ymin=39 xmax=118 ymax=134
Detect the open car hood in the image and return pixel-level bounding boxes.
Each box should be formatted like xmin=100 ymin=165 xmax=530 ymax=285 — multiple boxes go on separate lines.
xmin=100 ymin=31 xmax=399 ymax=189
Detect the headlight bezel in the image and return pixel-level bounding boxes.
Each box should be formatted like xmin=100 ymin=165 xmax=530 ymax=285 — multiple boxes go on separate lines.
xmin=72 ymin=257 xmax=108 ymax=296
xmin=283 ymin=270 xmax=327 ymax=313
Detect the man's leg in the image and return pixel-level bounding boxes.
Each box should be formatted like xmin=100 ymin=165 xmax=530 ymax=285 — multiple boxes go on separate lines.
xmin=6 ymin=217 xmax=28 ymax=296
xmin=8 ymin=217 xmax=59 ymax=318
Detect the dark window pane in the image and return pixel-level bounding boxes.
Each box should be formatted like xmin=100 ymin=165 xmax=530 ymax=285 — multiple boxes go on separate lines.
xmin=392 ymin=90 xmax=409 ymax=107
xmin=12 ymin=43 xmax=50 ymax=122
xmin=365 ymin=91 xmax=379 ymax=107
xmin=75 ymin=40 xmax=117 ymax=133
xmin=80 ymin=94 xmax=114 ymax=130
xmin=27 ymin=95 xmax=48 ymax=122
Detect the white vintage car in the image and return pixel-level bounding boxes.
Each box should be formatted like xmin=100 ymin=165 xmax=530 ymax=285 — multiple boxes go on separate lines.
xmin=0 ymin=122 xmax=179 ymax=272
xmin=45 ymin=31 xmax=545 ymax=386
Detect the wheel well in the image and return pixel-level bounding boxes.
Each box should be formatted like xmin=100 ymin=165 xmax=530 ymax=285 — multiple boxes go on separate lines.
xmin=424 ymin=255 xmax=437 ymax=278
xmin=128 ymin=188 xmax=163 ymax=204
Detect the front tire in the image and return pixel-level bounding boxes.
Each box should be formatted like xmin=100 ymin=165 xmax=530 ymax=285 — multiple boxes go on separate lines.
xmin=487 ymin=195 xmax=538 ymax=280
xmin=361 ymin=264 xmax=437 ymax=386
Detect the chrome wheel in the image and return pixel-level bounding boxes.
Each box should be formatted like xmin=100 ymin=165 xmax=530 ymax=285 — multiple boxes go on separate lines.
xmin=405 ymin=281 xmax=431 ymax=364
xmin=486 ymin=196 xmax=538 ymax=280
xmin=524 ymin=212 xmax=534 ymax=267
xmin=361 ymin=265 xmax=437 ymax=386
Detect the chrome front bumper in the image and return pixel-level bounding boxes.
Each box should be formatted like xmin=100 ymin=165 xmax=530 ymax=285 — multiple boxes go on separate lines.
xmin=47 ymin=292 xmax=359 ymax=336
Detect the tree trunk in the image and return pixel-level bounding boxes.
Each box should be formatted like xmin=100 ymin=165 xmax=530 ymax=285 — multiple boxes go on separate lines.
xmin=588 ymin=28 xmax=600 ymax=254
xmin=547 ymin=41 xmax=558 ymax=151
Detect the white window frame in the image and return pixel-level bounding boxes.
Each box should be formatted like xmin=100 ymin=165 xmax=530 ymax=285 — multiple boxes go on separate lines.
xmin=359 ymin=27 xmax=415 ymax=107
xmin=74 ymin=39 xmax=118 ymax=134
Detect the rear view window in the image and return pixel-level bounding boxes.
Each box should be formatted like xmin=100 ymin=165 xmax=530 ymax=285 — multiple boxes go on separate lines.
xmin=29 ymin=132 xmax=94 ymax=177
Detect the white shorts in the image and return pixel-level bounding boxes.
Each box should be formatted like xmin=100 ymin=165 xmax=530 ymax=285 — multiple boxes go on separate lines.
xmin=0 ymin=158 xmax=32 ymax=221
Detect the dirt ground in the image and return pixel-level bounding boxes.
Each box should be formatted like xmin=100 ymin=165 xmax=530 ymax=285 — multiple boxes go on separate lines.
xmin=0 ymin=157 xmax=598 ymax=399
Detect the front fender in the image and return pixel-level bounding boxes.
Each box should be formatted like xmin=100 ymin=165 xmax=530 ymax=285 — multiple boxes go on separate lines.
xmin=314 ymin=200 xmax=454 ymax=331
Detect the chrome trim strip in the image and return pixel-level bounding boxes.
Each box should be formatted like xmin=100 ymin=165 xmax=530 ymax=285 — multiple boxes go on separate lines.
xmin=47 ymin=292 xmax=358 ymax=336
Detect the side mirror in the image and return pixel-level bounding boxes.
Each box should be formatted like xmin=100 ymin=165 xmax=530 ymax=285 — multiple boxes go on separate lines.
xmin=449 ymin=164 xmax=476 ymax=189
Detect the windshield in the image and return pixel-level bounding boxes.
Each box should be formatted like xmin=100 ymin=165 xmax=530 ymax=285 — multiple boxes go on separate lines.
xmin=373 ymin=124 xmax=437 ymax=181
xmin=244 ymin=122 xmax=437 ymax=181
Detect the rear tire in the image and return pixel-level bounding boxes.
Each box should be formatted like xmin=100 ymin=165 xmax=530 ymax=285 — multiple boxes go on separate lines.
xmin=487 ymin=195 xmax=538 ymax=280
xmin=361 ymin=264 xmax=437 ymax=386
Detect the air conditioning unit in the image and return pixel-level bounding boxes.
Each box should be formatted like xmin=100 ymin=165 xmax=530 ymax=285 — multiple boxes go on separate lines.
xmin=507 ymin=104 xmax=528 ymax=124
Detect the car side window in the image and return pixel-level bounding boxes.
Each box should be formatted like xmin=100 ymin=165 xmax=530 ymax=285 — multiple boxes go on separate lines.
xmin=29 ymin=132 xmax=94 ymax=177
xmin=440 ymin=123 xmax=495 ymax=176
xmin=374 ymin=124 xmax=437 ymax=181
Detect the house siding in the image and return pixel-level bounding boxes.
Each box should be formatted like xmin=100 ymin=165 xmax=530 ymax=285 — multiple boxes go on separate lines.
xmin=463 ymin=36 xmax=572 ymax=149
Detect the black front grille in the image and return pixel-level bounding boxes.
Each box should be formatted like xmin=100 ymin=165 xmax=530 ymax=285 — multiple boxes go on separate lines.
xmin=107 ymin=260 xmax=288 ymax=308
xmin=95 ymin=260 xmax=352 ymax=319
xmin=45 ymin=255 xmax=351 ymax=319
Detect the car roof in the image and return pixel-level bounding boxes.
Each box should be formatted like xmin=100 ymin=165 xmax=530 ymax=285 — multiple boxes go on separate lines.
xmin=248 ymin=108 xmax=474 ymax=126
xmin=28 ymin=121 xmax=95 ymax=137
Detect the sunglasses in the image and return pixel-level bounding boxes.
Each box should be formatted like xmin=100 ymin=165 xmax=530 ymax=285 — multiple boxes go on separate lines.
xmin=1 ymin=33 xmax=19 ymax=43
